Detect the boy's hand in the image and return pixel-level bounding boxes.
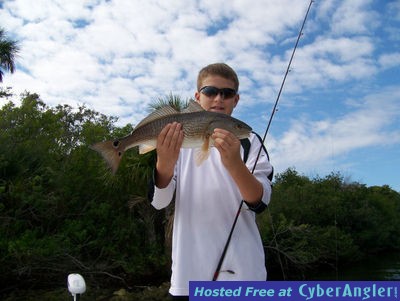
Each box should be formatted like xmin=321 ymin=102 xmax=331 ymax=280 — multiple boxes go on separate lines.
xmin=155 ymin=122 xmax=184 ymax=188
xmin=212 ymin=128 xmax=264 ymax=204
xmin=212 ymin=128 xmax=242 ymax=170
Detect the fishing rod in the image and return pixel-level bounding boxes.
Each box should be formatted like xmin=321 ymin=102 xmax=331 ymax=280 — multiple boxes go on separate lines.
xmin=212 ymin=0 xmax=314 ymax=281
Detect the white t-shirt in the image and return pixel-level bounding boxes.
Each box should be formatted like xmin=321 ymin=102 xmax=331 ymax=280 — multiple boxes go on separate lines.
xmin=151 ymin=133 xmax=273 ymax=296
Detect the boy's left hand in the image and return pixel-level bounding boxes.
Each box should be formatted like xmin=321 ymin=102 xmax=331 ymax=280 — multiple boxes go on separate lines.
xmin=212 ymin=128 xmax=242 ymax=169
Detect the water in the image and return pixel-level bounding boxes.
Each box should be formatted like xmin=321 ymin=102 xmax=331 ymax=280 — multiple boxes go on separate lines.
xmin=311 ymin=251 xmax=400 ymax=280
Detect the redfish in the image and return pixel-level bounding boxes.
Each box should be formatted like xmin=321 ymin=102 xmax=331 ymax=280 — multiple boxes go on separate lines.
xmin=91 ymin=101 xmax=251 ymax=173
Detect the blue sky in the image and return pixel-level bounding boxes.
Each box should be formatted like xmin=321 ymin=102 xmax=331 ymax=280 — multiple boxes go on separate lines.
xmin=1 ymin=0 xmax=399 ymax=191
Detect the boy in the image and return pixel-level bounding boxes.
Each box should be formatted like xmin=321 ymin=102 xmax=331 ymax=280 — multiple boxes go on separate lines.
xmin=151 ymin=63 xmax=273 ymax=300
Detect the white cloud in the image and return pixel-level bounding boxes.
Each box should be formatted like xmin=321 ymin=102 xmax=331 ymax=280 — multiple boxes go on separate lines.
xmin=379 ymin=52 xmax=400 ymax=70
xmin=330 ymin=0 xmax=379 ymax=35
xmin=386 ymin=0 xmax=400 ymax=21
xmin=270 ymin=86 xmax=400 ymax=173
xmin=3 ymin=0 xmax=381 ymax=109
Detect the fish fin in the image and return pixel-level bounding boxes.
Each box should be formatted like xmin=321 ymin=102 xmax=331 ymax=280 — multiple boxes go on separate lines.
xmin=195 ymin=136 xmax=210 ymax=166
xmin=135 ymin=106 xmax=179 ymax=129
xmin=195 ymin=149 xmax=210 ymax=166
xmin=90 ymin=140 xmax=124 ymax=174
xmin=139 ymin=144 xmax=156 ymax=154
xmin=182 ymin=100 xmax=204 ymax=113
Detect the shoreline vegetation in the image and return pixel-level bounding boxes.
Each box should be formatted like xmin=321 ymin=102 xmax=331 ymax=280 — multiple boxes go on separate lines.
xmin=1 ymin=93 xmax=399 ymax=300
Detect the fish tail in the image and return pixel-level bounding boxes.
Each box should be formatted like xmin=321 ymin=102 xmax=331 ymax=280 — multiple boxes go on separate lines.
xmin=90 ymin=140 xmax=124 ymax=174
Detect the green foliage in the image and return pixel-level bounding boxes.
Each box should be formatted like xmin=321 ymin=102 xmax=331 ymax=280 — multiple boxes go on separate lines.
xmin=258 ymin=168 xmax=400 ymax=279
xmin=1 ymin=92 xmax=399 ymax=296
xmin=0 ymin=93 xmax=168 ymax=294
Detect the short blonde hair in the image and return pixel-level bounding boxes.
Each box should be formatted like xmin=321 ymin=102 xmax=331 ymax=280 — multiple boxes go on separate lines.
xmin=197 ymin=63 xmax=239 ymax=92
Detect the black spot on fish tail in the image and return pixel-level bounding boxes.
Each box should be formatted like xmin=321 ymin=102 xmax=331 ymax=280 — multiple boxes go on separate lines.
xmin=90 ymin=140 xmax=123 ymax=174
xmin=113 ymin=140 xmax=120 ymax=148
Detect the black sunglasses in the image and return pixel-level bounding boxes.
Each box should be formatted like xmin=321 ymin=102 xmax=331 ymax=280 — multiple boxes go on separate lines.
xmin=199 ymin=86 xmax=237 ymax=99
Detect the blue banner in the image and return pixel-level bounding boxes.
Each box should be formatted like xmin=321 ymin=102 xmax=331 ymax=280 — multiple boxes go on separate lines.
xmin=189 ymin=281 xmax=399 ymax=301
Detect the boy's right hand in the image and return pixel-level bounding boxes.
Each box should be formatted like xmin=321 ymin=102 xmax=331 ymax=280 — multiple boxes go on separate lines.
xmin=155 ymin=122 xmax=184 ymax=188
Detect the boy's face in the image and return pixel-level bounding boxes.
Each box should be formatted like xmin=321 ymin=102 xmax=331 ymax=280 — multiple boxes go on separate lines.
xmin=195 ymin=75 xmax=239 ymax=116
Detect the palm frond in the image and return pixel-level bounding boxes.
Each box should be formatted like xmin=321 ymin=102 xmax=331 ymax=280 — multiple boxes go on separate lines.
xmin=0 ymin=27 xmax=20 ymax=82
xmin=148 ymin=93 xmax=193 ymax=112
